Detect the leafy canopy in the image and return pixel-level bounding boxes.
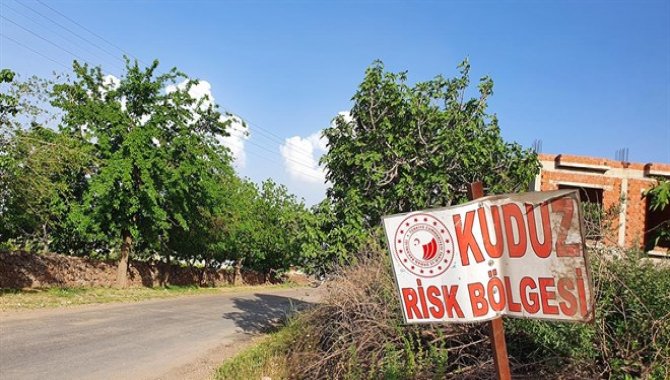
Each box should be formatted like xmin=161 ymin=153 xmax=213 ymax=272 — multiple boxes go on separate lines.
xmin=51 ymin=59 xmax=234 ymax=255
xmin=320 ymin=60 xmax=540 ymax=257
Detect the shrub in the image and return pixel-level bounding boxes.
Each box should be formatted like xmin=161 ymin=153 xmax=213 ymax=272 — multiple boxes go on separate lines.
xmin=283 ymin=246 xmax=670 ymax=379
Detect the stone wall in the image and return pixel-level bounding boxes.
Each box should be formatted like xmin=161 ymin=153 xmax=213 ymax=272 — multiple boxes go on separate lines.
xmin=0 ymin=251 xmax=269 ymax=289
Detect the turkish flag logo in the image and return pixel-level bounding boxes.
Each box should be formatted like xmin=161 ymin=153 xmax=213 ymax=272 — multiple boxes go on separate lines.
xmin=422 ymin=238 xmax=438 ymax=260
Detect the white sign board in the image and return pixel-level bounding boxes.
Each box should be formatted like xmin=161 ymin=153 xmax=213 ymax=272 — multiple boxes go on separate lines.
xmin=382 ymin=190 xmax=594 ymax=324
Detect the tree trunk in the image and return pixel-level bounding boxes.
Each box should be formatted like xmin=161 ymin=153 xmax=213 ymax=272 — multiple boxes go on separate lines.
xmin=115 ymin=230 xmax=132 ymax=288
xmin=234 ymin=259 xmax=243 ymax=286
xmin=41 ymin=223 xmax=49 ymax=254
xmin=163 ymin=254 xmax=171 ymax=287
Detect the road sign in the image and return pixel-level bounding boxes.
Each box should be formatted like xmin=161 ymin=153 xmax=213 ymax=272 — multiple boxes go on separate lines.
xmin=382 ymin=189 xmax=594 ymax=324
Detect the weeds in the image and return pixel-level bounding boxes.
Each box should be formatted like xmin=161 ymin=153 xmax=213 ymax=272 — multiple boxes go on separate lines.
xmin=225 ymin=246 xmax=669 ymax=379
xmin=216 ymin=319 xmax=301 ymax=380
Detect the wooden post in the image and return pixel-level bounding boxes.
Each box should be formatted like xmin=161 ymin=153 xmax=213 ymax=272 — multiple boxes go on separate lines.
xmin=466 ymin=181 xmax=511 ymax=380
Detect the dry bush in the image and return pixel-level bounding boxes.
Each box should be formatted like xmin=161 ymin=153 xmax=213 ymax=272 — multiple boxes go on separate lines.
xmin=509 ymin=247 xmax=669 ymax=379
xmin=283 ymin=244 xmax=669 ymax=379
xmin=581 ymin=199 xmax=622 ymax=245
xmin=287 ymin=245 xmax=494 ymax=379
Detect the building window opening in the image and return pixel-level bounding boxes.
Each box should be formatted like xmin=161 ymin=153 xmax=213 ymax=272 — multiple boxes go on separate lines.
xmin=645 ymin=195 xmax=670 ymax=253
xmin=558 ymin=185 xmax=610 ymax=242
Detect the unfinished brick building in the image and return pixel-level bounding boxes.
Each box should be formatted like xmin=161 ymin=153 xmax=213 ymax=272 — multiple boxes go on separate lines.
xmin=533 ymin=153 xmax=670 ymax=252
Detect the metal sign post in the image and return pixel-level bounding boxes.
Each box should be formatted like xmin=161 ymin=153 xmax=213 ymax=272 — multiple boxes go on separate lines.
xmin=467 ymin=182 xmax=511 ymax=380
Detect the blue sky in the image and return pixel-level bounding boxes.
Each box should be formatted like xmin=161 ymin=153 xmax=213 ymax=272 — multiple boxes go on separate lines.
xmin=1 ymin=0 xmax=669 ymax=205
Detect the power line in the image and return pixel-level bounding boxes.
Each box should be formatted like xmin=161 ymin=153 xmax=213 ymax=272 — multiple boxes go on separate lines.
xmin=244 ymin=136 xmax=326 ymax=176
xmin=1 ymin=38 xmax=322 ymax=177
xmin=243 ymin=149 xmax=326 ymax=183
xmin=9 ymin=0 xmax=126 ymax=68
xmin=35 ymin=0 xmax=146 ymax=66
xmin=1 ymin=2 xmax=124 ymax=74
xmin=0 ymin=32 xmax=70 ymax=69
xmin=9 ymin=132 xmax=326 ymax=183
xmin=30 ymin=0 xmax=322 ymax=160
xmin=220 ymin=105 xmax=324 ymax=159
xmin=247 ymin=124 xmax=322 ymax=160
xmin=3 ymin=3 xmax=326 ymax=180
xmin=0 ymin=14 xmax=121 ymax=77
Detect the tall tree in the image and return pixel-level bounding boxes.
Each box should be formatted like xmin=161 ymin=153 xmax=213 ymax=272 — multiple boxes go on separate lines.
xmin=0 ymin=69 xmax=19 ymax=127
xmin=52 ymin=59 xmax=233 ymax=287
xmin=0 ymin=126 xmax=89 ymax=250
xmin=321 ymin=60 xmax=540 ymax=257
xmin=1 ymin=71 xmax=87 ymax=251
xmin=237 ymin=179 xmax=308 ymax=276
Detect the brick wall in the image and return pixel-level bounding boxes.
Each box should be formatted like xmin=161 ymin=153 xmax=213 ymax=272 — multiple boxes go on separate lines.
xmin=626 ymin=179 xmax=651 ymax=248
xmin=537 ymin=153 xmax=670 ymax=249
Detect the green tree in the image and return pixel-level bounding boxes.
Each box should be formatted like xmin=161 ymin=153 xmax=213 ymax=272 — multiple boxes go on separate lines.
xmin=0 ymin=69 xmax=19 ymax=126
xmin=218 ymin=178 xmax=264 ymax=281
xmin=163 ymin=172 xmax=245 ymax=284
xmin=321 ymin=60 xmax=540 ymax=257
xmin=1 ymin=72 xmax=88 ymax=251
xmin=0 ymin=127 xmax=90 ymax=251
xmin=644 ymin=179 xmax=670 ymax=248
xmin=295 ymin=198 xmax=360 ymax=276
xmin=52 ymin=59 xmax=233 ymax=287
xmin=242 ymin=179 xmax=308 ymax=275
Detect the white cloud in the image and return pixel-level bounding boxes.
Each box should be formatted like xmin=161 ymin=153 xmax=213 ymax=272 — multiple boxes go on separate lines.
xmin=165 ymin=80 xmax=213 ymax=110
xmin=335 ymin=111 xmax=354 ymax=125
xmin=218 ymin=115 xmax=249 ymax=168
xmin=102 ymin=74 xmax=120 ymax=90
xmin=166 ymin=79 xmax=248 ymax=168
xmin=280 ymin=131 xmax=327 ymax=184
xmin=279 ymin=111 xmax=353 ymax=185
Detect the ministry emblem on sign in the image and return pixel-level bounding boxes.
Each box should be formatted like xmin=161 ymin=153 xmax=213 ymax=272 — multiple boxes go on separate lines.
xmin=393 ymin=214 xmax=455 ymax=277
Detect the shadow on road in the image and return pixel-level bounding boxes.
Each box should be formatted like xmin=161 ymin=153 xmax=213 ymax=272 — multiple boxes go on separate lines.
xmin=222 ymin=293 xmax=315 ymax=333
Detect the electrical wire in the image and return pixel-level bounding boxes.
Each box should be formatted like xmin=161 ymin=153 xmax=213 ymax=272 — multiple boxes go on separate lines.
xmin=0 ymin=14 xmax=121 ymax=77
xmin=27 ymin=0 xmax=324 ymax=160
xmin=2 ymin=3 xmax=329 ymax=182
xmin=35 ymin=0 xmax=145 ymax=66
xmin=10 ymin=0 xmax=126 ymax=67
xmin=0 ymin=32 xmax=70 ymax=69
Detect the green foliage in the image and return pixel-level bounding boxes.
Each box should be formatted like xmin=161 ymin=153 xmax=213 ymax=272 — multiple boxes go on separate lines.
xmin=645 ymin=179 xmax=670 ymax=212
xmin=0 ymin=69 xmax=19 ymax=125
xmin=51 ymin=58 xmax=234 ymax=262
xmin=507 ymin=251 xmax=670 ymax=379
xmin=321 ymin=60 xmax=540 ymax=258
xmin=296 ymin=199 xmax=362 ymax=276
xmin=581 ymin=197 xmax=623 ymax=242
xmin=235 ymin=179 xmax=311 ymax=274
xmin=1 ymin=60 xmax=321 ymax=280
xmin=1 ymin=73 xmax=90 ymax=251
xmin=644 ymin=179 xmax=670 ymax=248
xmin=0 ymin=126 xmax=90 ymax=251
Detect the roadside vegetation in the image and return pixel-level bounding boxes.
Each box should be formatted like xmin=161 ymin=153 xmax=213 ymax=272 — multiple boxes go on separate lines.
xmin=0 ymin=283 xmax=294 ymax=312
xmin=218 ymin=246 xmax=670 ymax=379
xmin=4 ymin=54 xmax=668 ymax=379
xmin=0 ymin=64 xmax=332 ymax=287
xmin=218 ymin=61 xmax=669 ymax=379
xmin=216 ymin=318 xmax=301 ymax=380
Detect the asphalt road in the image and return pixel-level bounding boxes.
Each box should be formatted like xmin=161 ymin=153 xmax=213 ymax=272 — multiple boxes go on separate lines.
xmin=0 ymin=287 xmax=321 ymax=380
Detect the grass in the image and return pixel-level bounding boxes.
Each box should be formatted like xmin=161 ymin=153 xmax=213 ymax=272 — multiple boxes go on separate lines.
xmin=215 ymin=318 xmax=300 ymax=380
xmin=216 ymin=249 xmax=670 ymax=379
xmin=0 ymin=283 xmax=295 ymax=312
